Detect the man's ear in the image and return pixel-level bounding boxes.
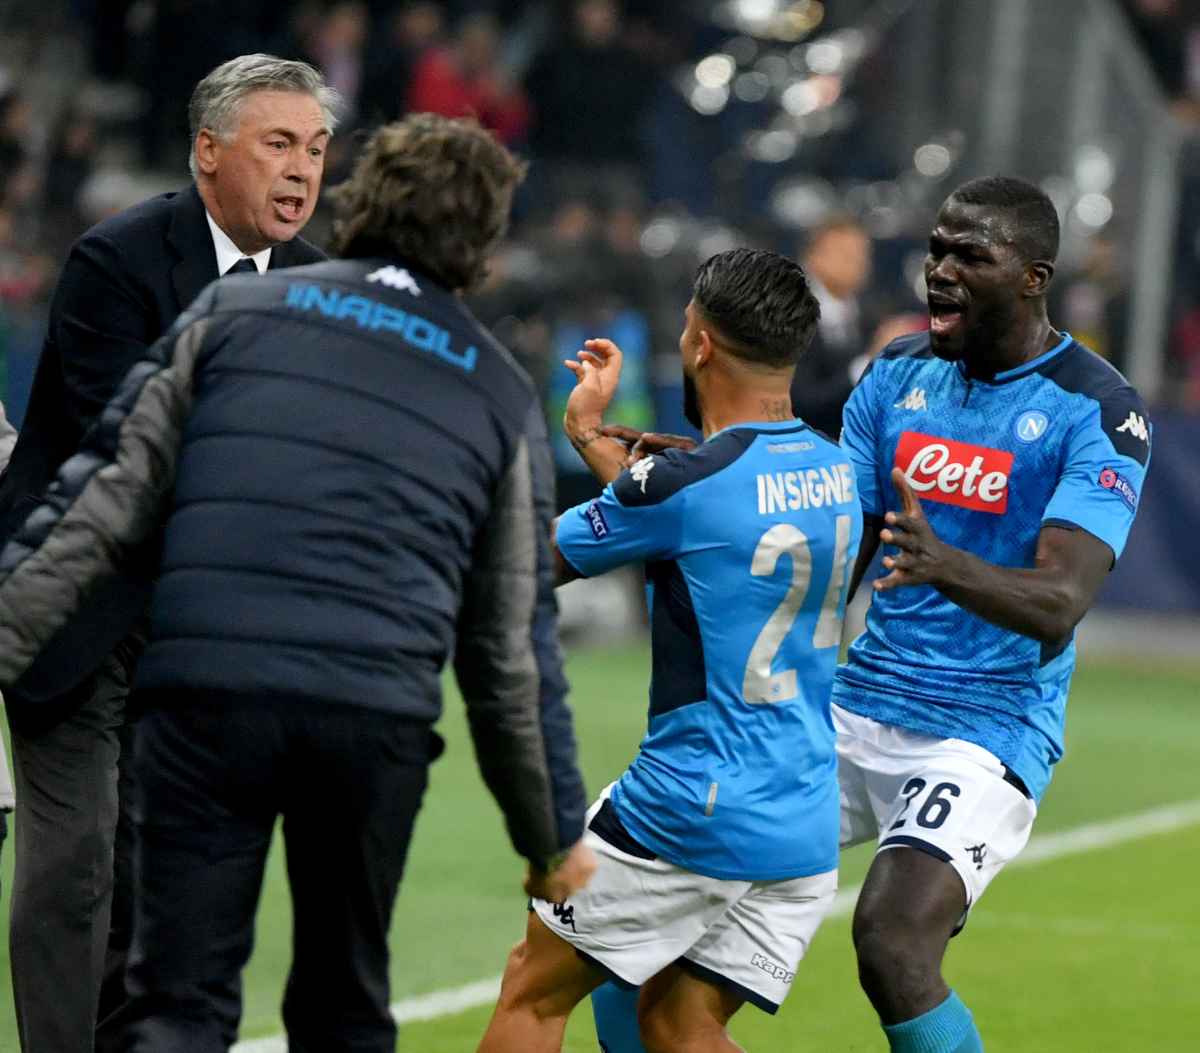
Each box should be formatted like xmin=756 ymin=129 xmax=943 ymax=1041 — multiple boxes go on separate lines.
xmin=1025 ymin=259 xmax=1054 ymax=298
xmin=194 ymin=130 xmax=220 ymax=176
xmin=695 ymin=328 xmax=714 ymax=369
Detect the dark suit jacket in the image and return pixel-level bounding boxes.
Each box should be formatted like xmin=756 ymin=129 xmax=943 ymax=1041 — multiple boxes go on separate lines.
xmin=0 ymin=184 xmax=324 ymax=709
xmin=789 ymin=308 xmax=875 ymax=442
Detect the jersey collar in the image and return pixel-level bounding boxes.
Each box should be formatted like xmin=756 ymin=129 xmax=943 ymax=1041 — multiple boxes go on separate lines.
xmin=704 ymin=419 xmax=812 ymax=443
xmin=956 ymin=331 xmax=1074 ymax=385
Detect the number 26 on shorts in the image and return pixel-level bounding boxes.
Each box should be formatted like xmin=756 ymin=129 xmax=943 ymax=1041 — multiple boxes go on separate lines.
xmin=889 ymin=778 xmax=962 ymax=831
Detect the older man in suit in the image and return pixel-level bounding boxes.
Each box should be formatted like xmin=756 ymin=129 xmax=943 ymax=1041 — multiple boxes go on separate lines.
xmin=788 ymin=216 xmax=874 ymax=439
xmin=0 ymin=54 xmax=338 ymax=1053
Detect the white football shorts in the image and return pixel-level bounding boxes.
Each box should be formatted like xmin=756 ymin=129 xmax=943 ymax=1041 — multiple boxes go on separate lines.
xmin=834 ymin=703 xmax=1038 ymax=913
xmin=531 ymin=787 xmax=837 ymax=1013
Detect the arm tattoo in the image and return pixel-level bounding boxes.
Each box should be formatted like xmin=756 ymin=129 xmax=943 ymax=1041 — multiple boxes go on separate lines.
xmin=569 ymin=426 xmax=604 ymax=453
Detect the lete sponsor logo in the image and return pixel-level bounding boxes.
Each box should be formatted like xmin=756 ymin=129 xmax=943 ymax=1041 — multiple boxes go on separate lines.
xmin=894 ymin=431 xmax=1014 ymax=514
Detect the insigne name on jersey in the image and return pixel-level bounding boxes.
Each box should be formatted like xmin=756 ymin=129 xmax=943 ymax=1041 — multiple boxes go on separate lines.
xmin=756 ymin=463 xmax=857 ymax=514
xmin=1114 ymin=411 xmax=1149 ymax=443
xmin=895 ymin=431 xmax=1013 ymax=514
xmin=366 ymin=265 xmax=422 ymax=295
xmin=894 ymin=387 xmax=928 ymax=411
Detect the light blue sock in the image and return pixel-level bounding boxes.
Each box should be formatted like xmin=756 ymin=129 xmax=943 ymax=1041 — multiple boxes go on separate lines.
xmin=882 ymin=991 xmax=984 ymax=1053
xmin=592 ymin=981 xmax=647 ymax=1053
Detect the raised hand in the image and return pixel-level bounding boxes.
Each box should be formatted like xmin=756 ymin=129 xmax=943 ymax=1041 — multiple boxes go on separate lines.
xmin=564 ymin=339 xmax=624 ymax=437
xmin=874 ymin=468 xmax=949 ymax=591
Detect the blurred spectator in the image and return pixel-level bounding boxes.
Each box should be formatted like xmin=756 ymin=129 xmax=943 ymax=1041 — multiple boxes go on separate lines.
xmin=1121 ymin=0 xmax=1200 ymax=120
xmin=525 ymin=0 xmax=657 ymax=165
xmin=135 ymin=0 xmax=268 ymax=167
xmin=789 ymin=216 xmax=875 ymax=438
xmin=1172 ymin=303 xmax=1200 ymax=406
xmin=360 ymin=1 xmax=445 ymax=124
xmin=1050 ymin=235 xmax=1129 ymax=369
xmin=308 ymin=1 xmax=370 ymax=122
xmin=468 ymin=187 xmax=666 ymax=508
xmin=407 ymin=12 xmax=530 ymax=145
xmin=0 ymin=93 xmax=32 ymax=206
xmin=41 ymin=109 xmax=99 ymax=259
xmin=0 ymin=207 xmax=52 ymax=309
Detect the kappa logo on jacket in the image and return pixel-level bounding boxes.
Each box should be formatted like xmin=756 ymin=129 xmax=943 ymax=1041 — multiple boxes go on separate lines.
xmin=366 ymin=265 xmax=422 ymax=296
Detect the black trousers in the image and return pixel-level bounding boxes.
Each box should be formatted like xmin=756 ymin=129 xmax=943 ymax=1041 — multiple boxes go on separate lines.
xmin=7 ymin=646 xmax=139 ymax=1053
xmin=122 ymin=696 xmax=439 ymax=1053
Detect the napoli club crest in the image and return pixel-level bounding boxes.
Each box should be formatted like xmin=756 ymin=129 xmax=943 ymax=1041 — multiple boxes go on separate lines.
xmin=1014 ymin=410 xmax=1049 ymax=443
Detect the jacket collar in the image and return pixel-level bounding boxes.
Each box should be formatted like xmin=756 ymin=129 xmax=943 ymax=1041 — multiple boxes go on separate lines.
xmin=168 ymin=184 xmax=322 ymax=308
xmin=167 ymin=184 xmax=220 ymax=313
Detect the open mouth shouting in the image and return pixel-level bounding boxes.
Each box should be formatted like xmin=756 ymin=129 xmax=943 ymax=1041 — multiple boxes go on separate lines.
xmin=928 ymin=289 xmax=967 ymax=340
xmin=273 ymin=195 xmax=306 ymax=223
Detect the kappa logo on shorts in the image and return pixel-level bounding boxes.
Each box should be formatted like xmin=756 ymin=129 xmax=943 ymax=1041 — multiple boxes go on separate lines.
xmin=966 ymin=843 xmax=988 ymax=870
xmin=750 ymin=953 xmax=795 ymax=984
xmin=552 ymin=902 xmax=577 ymax=933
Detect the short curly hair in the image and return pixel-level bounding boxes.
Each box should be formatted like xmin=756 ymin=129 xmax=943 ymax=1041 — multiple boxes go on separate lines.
xmin=331 ymin=114 xmax=527 ymax=292
xmin=693 ymin=249 xmax=820 ymax=369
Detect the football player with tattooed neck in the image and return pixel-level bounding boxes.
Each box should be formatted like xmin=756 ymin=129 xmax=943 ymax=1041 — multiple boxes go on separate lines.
xmin=589 ymin=178 xmax=1152 ymax=1053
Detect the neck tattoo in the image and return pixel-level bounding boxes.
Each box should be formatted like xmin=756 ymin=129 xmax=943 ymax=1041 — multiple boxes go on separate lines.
xmin=761 ymin=398 xmax=792 ymax=421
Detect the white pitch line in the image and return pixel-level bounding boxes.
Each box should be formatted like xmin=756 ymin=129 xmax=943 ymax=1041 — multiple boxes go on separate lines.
xmin=232 ymin=797 xmax=1200 ymax=1052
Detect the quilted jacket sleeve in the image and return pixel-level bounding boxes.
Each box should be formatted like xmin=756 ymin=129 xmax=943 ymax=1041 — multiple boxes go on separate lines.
xmin=0 ymin=288 xmax=217 ymax=688
xmin=454 ymin=402 xmax=587 ymax=871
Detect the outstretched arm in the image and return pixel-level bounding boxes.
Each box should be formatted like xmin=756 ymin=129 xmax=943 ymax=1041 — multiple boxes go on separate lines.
xmin=561 ymin=339 xmax=637 ymax=486
xmin=876 ymin=468 xmax=1112 ymax=645
xmin=454 ymin=422 xmax=593 ymax=902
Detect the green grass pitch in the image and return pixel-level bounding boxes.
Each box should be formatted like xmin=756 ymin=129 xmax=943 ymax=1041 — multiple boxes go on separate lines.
xmin=0 ymin=644 xmax=1196 ymax=1050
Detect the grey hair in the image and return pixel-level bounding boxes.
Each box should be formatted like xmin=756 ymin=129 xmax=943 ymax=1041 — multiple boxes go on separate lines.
xmin=187 ymin=54 xmax=341 ymax=177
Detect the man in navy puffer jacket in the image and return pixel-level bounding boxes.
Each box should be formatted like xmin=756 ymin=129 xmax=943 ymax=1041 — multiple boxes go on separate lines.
xmin=0 ymin=114 xmax=593 ymax=1053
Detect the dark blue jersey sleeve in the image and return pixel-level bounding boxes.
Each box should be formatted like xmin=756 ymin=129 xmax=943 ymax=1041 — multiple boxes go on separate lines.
xmin=1042 ymin=388 xmax=1150 ymax=560
xmin=839 ymin=364 xmax=884 ymax=518
xmin=555 ymin=453 xmax=689 ymax=576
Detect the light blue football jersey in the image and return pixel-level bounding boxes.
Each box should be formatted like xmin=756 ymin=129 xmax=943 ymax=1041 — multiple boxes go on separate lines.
xmin=556 ymin=420 xmax=863 ymax=880
xmin=835 ymin=332 xmax=1151 ymax=801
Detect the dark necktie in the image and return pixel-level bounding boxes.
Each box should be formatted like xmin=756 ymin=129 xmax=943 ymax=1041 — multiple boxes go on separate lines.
xmin=224 ymin=257 xmax=259 ymax=276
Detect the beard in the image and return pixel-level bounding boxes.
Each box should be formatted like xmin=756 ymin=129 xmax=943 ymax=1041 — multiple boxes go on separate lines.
xmin=682 ymin=371 xmax=703 ymax=430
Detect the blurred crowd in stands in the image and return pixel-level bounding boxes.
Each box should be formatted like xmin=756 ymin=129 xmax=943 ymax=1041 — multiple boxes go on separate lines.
xmin=1 ymin=0 xmax=1199 ymax=477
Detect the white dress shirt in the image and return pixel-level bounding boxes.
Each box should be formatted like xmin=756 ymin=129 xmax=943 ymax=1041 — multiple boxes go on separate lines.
xmin=205 ymin=211 xmax=272 ymax=275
